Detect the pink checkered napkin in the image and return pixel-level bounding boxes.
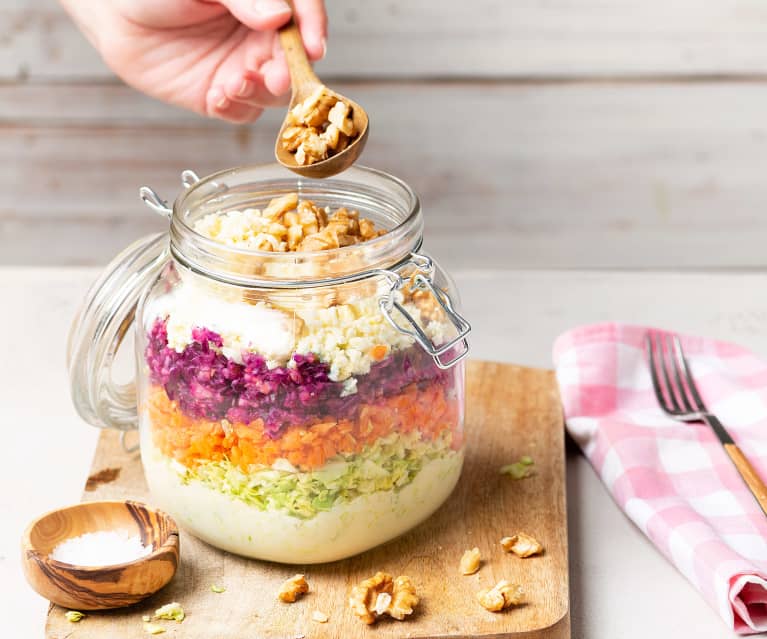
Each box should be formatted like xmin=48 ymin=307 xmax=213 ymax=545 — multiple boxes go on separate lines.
xmin=553 ymin=323 xmax=767 ymax=634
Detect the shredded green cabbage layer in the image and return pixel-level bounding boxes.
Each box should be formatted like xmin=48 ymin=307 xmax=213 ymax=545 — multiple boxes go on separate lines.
xmin=172 ymin=431 xmax=458 ymax=519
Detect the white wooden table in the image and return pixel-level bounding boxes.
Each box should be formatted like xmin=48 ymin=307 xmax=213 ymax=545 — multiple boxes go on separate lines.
xmin=4 ymin=266 xmax=766 ymax=638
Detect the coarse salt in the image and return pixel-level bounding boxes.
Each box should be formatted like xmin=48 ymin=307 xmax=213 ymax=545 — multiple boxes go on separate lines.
xmin=50 ymin=530 xmax=152 ymax=566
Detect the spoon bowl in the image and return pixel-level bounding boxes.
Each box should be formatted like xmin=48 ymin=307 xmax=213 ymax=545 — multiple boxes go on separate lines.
xmin=21 ymin=500 xmax=179 ymax=610
xmin=275 ymin=15 xmax=368 ymax=178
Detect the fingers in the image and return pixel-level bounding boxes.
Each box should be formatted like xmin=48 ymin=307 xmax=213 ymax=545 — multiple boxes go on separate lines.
xmin=216 ymin=0 xmax=292 ymax=31
xmin=204 ymin=29 xmax=289 ymax=121
xmin=207 ymin=86 xmax=265 ymax=123
xmin=291 ymin=0 xmax=327 ymax=60
xmin=260 ymin=58 xmax=291 ymax=99
xmin=217 ymin=0 xmax=326 ymax=61
xmin=221 ymin=67 xmax=288 ymax=107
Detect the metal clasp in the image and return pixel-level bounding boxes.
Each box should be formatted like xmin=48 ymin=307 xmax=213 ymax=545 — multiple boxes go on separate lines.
xmin=378 ymin=252 xmax=471 ymax=369
xmin=139 ymin=169 xmax=201 ymax=217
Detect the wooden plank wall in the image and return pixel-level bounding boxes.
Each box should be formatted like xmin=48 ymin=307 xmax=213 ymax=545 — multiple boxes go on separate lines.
xmin=2 ymin=0 xmax=767 ymax=269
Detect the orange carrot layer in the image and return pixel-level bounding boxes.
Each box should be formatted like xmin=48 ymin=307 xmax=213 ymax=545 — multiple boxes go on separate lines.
xmin=146 ymin=380 xmax=461 ymax=472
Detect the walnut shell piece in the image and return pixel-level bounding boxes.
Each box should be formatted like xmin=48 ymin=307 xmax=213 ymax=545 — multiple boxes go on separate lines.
xmin=501 ymin=533 xmax=544 ymax=558
xmin=278 ymin=574 xmax=309 ymax=603
xmin=459 ymin=547 xmax=482 ymax=575
xmin=476 ymin=580 xmax=525 ymax=612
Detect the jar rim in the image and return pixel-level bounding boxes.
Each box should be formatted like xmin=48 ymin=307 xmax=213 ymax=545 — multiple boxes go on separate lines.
xmin=168 ymin=164 xmax=423 ymax=287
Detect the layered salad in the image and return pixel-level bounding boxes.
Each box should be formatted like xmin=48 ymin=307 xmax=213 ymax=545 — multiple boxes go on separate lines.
xmin=139 ymin=195 xmax=464 ymax=563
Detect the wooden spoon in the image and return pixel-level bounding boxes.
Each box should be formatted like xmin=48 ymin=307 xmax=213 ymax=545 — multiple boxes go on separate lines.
xmin=275 ymin=15 xmax=369 ymax=178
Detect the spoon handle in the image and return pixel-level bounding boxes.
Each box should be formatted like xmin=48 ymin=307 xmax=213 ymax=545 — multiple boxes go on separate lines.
xmin=278 ymin=12 xmax=321 ymax=94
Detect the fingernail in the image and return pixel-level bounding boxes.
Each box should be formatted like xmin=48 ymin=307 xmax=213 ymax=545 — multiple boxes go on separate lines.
xmin=238 ymin=79 xmax=254 ymax=98
xmin=319 ymin=37 xmax=327 ymax=60
xmin=216 ymin=96 xmax=230 ymax=110
xmin=254 ymin=0 xmax=290 ymax=16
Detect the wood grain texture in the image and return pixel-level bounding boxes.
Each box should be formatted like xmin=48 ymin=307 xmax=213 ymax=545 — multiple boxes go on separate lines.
xmin=5 ymin=0 xmax=767 ymax=80
xmin=45 ymin=361 xmax=569 ymax=638
xmin=725 ymin=444 xmax=767 ymax=516
xmin=22 ymin=500 xmax=179 ymax=610
xmin=2 ymin=81 xmax=767 ymax=269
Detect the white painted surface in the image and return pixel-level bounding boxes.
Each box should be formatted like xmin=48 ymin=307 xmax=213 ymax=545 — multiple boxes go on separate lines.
xmin=5 ymin=266 xmax=767 ymax=637
xmin=3 ymin=82 xmax=767 ymax=270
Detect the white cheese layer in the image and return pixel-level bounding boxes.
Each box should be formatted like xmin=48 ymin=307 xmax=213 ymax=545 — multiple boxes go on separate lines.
xmin=145 ymin=285 xmax=296 ymax=367
xmin=146 ymin=286 xmax=450 ymax=381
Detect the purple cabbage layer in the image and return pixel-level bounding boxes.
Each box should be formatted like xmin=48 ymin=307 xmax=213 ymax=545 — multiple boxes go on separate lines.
xmin=145 ymin=318 xmax=449 ymax=437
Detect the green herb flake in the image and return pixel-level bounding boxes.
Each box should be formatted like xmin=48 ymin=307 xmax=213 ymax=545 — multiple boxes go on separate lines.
xmin=142 ymin=615 xmax=151 ymax=622
xmin=500 ymin=456 xmax=535 ymax=479
xmin=154 ymin=602 xmax=185 ymax=622
xmin=65 ymin=611 xmax=85 ymax=623
xmin=143 ymin=622 xmax=166 ymax=635
xmin=211 ymin=584 xmax=226 ymax=593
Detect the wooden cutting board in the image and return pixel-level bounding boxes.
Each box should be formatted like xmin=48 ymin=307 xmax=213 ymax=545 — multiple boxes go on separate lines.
xmin=46 ymin=361 xmax=570 ymax=638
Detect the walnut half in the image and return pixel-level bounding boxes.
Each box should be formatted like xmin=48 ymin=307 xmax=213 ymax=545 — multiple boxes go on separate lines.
xmin=349 ymin=572 xmax=419 ymax=624
xmin=501 ymin=533 xmax=544 ymax=558
xmin=388 ymin=576 xmax=419 ymax=620
xmin=459 ymin=547 xmax=481 ymax=575
xmin=477 ymin=580 xmax=524 ymax=612
xmin=278 ymin=574 xmax=309 ymax=603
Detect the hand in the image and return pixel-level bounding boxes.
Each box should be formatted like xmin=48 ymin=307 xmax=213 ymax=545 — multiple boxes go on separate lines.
xmin=60 ymin=0 xmax=327 ymax=123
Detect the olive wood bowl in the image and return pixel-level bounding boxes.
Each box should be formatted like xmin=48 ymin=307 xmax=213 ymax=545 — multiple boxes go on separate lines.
xmin=21 ymin=500 xmax=179 ymax=610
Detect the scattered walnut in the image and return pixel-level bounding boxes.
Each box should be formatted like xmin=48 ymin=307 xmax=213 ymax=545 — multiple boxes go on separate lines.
xmin=281 ymin=86 xmax=358 ymax=166
xmin=460 ymin=547 xmax=481 ymax=575
xmin=349 ymin=572 xmax=391 ymax=624
xmin=501 ymin=533 xmax=544 ymax=558
xmin=349 ymin=572 xmax=418 ymax=624
xmin=477 ymin=580 xmax=525 ymax=612
xmin=278 ymin=574 xmax=309 ymax=603
xmin=311 ymin=610 xmax=329 ymax=623
xmin=388 ymin=576 xmax=419 ymax=620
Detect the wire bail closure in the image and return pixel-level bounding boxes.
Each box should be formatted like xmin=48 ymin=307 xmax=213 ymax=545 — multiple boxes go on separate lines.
xmin=377 ymin=252 xmax=471 ymax=369
xmin=138 ymin=174 xmax=470 ymax=369
xmin=140 ymin=169 xmax=201 ymax=218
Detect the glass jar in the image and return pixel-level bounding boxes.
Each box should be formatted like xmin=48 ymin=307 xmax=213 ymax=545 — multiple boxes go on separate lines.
xmin=69 ymin=164 xmax=470 ymax=564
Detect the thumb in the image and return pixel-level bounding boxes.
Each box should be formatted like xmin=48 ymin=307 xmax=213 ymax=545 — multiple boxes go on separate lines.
xmin=217 ymin=0 xmax=293 ymax=31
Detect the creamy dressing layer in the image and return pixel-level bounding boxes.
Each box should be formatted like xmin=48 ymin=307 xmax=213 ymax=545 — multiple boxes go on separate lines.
xmin=140 ymin=434 xmax=463 ymax=563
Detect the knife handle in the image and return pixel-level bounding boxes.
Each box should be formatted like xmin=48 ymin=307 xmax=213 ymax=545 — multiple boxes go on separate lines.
xmin=724 ymin=443 xmax=767 ymax=516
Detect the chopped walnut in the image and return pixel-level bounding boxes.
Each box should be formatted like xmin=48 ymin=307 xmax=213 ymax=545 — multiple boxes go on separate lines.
xmin=194 ymin=196 xmax=385 ymax=254
xmin=477 ymin=580 xmax=525 ymax=612
xmin=281 ymin=86 xmax=358 ymax=166
xmin=401 ymin=272 xmax=445 ymax=323
xmin=278 ymin=574 xmax=309 ymax=603
xmin=349 ymin=572 xmax=418 ymax=624
xmin=460 ymin=547 xmax=481 ymax=575
xmin=501 ymin=533 xmax=544 ymax=558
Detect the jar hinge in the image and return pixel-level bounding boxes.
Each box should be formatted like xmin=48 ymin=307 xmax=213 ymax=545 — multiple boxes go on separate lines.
xmin=377 ymin=252 xmax=471 ymax=369
xmin=139 ymin=169 xmax=201 ymax=218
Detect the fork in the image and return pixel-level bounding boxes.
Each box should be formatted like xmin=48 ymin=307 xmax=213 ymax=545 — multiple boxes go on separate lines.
xmin=646 ymin=331 xmax=767 ymax=516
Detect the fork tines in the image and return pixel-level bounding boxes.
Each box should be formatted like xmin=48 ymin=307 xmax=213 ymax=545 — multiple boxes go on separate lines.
xmin=646 ymin=331 xmax=707 ymax=421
